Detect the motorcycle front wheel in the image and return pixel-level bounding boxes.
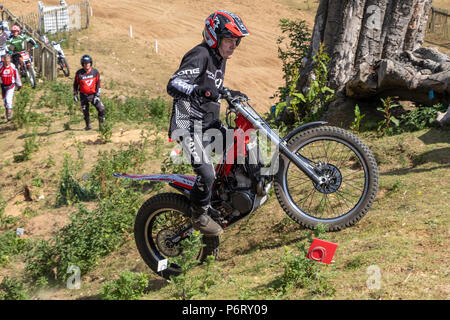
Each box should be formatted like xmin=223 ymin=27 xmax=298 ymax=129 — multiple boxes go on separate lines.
xmin=274 ymin=126 xmax=378 ymax=231
xmin=134 ymin=192 xmax=219 ymax=279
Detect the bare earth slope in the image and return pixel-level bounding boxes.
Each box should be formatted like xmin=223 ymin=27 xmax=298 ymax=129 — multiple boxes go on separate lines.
xmin=4 ymin=0 xmax=315 ymax=112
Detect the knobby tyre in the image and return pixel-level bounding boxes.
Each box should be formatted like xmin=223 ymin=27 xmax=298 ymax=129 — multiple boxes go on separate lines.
xmin=60 ymin=57 xmax=70 ymax=77
xmin=134 ymin=192 xmax=219 ymax=279
xmin=27 ymin=65 xmax=36 ymax=88
xmin=274 ymin=126 xmax=378 ymax=231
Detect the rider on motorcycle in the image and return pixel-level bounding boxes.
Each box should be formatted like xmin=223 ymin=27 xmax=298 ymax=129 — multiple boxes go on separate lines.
xmin=6 ymin=25 xmax=38 ymax=69
xmin=166 ymin=10 xmax=250 ymax=236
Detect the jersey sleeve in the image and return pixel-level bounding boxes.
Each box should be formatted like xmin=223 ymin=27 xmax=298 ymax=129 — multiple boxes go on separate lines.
xmin=26 ymin=36 xmax=37 ymax=46
xmin=95 ymin=71 xmax=101 ymax=96
xmin=73 ymin=72 xmax=79 ymax=94
xmin=166 ymin=47 xmax=207 ymax=100
xmin=14 ymin=65 xmax=22 ymax=87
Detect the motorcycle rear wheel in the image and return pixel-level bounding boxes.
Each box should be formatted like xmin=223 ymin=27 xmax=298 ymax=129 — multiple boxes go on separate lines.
xmin=274 ymin=126 xmax=378 ymax=231
xmin=134 ymin=192 xmax=219 ymax=279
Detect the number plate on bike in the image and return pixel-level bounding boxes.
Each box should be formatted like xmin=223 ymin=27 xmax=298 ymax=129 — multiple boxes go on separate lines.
xmin=21 ymin=52 xmax=30 ymax=60
xmin=157 ymin=258 xmax=168 ymax=272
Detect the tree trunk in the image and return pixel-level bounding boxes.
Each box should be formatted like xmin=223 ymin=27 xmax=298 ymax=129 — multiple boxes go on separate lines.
xmin=299 ymin=0 xmax=450 ymax=108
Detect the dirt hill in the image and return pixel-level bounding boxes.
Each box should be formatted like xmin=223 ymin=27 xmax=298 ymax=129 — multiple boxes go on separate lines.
xmin=3 ymin=0 xmax=317 ymax=112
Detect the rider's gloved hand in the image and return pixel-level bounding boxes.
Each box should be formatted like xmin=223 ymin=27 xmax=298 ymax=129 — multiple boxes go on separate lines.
xmin=193 ymin=85 xmax=220 ymax=101
xmin=229 ymin=89 xmax=248 ymax=100
xmin=17 ymin=85 xmax=22 ymax=91
xmin=73 ymin=94 xmax=79 ymax=102
xmin=34 ymin=45 xmax=39 ymax=49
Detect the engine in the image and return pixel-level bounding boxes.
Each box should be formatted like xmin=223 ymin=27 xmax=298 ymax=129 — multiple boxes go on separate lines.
xmin=215 ymin=166 xmax=255 ymax=217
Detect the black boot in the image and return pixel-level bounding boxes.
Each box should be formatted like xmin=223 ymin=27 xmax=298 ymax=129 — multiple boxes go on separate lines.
xmin=84 ymin=119 xmax=91 ymax=131
xmin=5 ymin=109 xmax=12 ymax=121
xmin=98 ymin=116 xmax=105 ymax=130
xmin=190 ymin=204 xmax=223 ymax=237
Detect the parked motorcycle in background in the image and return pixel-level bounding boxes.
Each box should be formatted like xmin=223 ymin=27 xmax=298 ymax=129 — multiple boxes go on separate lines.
xmin=51 ymin=39 xmax=69 ymax=77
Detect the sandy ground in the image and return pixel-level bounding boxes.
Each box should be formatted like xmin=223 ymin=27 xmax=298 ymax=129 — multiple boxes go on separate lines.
xmin=3 ymin=0 xmax=316 ymax=112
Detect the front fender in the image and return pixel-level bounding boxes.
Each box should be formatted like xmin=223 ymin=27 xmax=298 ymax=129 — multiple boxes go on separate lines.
xmin=282 ymin=121 xmax=327 ymax=142
xmin=275 ymin=121 xmax=327 ymax=181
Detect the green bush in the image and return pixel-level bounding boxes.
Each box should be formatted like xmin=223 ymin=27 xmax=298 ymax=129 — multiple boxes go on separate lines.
xmin=55 ymin=153 xmax=96 ymax=206
xmin=88 ymin=135 xmax=149 ymax=196
xmin=104 ymin=96 xmax=169 ymax=129
xmin=98 ymin=119 xmax=113 ymax=143
xmin=274 ymin=43 xmax=334 ymax=131
xmin=0 ymin=231 xmax=32 ymax=267
xmin=272 ymin=224 xmax=335 ymax=298
xmin=397 ymin=103 xmax=446 ymax=132
xmin=0 ymin=277 xmax=29 ymax=300
xmin=101 ymin=271 xmax=148 ymax=300
xmin=13 ymin=86 xmax=47 ymax=128
xmin=13 ymin=127 xmax=40 ymax=163
xmin=274 ymin=18 xmax=311 ymax=101
xmin=27 ymin=187 xmax=143 ymax=282
xmin=26 ymin=140 xmax=150 ymax=283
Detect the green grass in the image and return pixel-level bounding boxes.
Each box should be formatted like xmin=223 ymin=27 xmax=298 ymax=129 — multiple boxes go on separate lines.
xmin=0 ymin=73 xmax=449 ymax=300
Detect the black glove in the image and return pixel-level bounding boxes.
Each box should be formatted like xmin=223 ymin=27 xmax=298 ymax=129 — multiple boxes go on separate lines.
xmin=193 ymin=85 xmax=220 ymax=101
xmin=17 ymin=85 xmax=22 ymax=91
xmin=229 ymin=89 xmax=248 ymax=100
xmin=73 ymin=94 xmax=79 ymax=102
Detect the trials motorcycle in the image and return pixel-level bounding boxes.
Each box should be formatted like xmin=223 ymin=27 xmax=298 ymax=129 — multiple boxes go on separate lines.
xmin=14 ymin=48 xmax=37 ymax=88
xmin=114 ymin=88 xmax=379 ymax=279
xmin=51 ymin=39 xmax=70 ymax=77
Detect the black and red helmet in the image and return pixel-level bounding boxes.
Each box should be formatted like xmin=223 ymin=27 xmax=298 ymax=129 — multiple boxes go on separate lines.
xmin=203 ymin=10 xmax=250 ymax=49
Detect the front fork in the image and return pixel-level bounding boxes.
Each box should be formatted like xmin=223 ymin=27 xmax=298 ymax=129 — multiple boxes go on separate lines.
xmin=278 ymin=142 xmax=323 ymax=185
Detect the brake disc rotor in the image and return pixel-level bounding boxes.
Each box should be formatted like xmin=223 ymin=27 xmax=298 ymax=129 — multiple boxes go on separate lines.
xmin=313 ymin=163 xmax=343 ymax=194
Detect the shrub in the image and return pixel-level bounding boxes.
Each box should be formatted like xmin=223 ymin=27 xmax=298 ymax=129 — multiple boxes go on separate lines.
xmin=27 ymin=187 xmax=143 ymax=282
xmin=55 ymin=153 xmax=95 ymax=206
xmin=101 ymin=271 xmax=148 ymax=300
xmin=13 ymin=127 xmax=40 ymax=163
xmin=377 ymin=97 xmax=400 ymax=135
xmin=98 ymin=119 xmax=113 ymax=143
xmin=274 ymin=43 xmax=335 ymax=129
xmin=0 ymin=231 xmax=32 ymax=267
xmin=0 ymin=277 xmax=29 ymax=300
xmin=397 ymin=103 xmax=446 ymax=132
xmin=273 ymin=224 xmax=335 ymax=298
xmin=26 ymin=140 xmax=150 ymax=283
xmin=350 ymin=105 xmax=365 ymax=133
xmin=274 ymin=18 xmax=311 ymax=101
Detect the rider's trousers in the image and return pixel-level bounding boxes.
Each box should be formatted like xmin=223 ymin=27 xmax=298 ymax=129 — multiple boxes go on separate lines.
xmin=1 ymin=84 xmax=15 ymax=110
xmin=80 ymin=93 xmax=105 ymax=124
xmin=177 ymin=120 xmax=227 ymax=207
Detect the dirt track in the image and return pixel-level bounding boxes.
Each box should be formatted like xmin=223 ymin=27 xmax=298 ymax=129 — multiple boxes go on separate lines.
xmin=4 ymin=0 xmax=316 ymax=112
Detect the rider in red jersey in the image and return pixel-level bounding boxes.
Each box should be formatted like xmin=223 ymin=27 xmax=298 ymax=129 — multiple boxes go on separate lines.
xmin=0 ymin=53 xmax=22 ymax=121
xmin=73 ymin=54 xmax=105 ymax=130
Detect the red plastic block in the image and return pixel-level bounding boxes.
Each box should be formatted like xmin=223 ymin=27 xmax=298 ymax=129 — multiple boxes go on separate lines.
xmin=307 ymin=238 xmax=338 ymax=264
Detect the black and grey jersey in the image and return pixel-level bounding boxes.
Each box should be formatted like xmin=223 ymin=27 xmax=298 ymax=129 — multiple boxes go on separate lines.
xmin=167 ymin=42 xmax=226 ymax=138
